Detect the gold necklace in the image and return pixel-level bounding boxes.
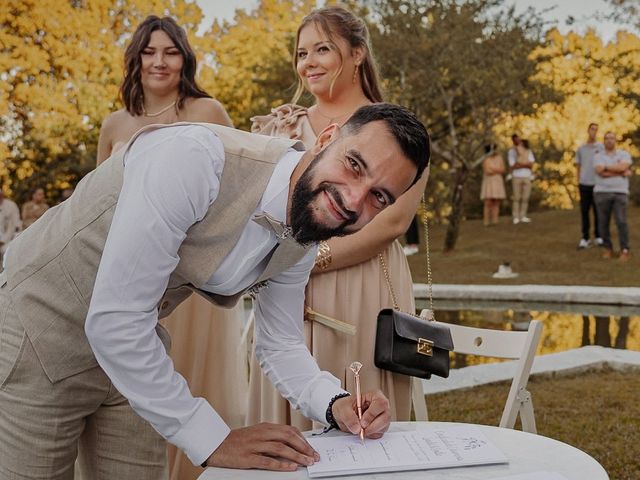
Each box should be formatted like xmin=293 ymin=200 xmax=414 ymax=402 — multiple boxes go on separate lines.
xmin=143 ymin=100 xmax=176 ymax=117
xmin=314 ymin=106 xmax=353 ymax=125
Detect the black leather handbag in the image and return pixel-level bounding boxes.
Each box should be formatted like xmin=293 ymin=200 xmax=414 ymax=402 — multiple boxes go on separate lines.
xmin=374 ymin=206 xmax=453 ymax=379
xmin=374 ymin=308 xmax=453 ymax=379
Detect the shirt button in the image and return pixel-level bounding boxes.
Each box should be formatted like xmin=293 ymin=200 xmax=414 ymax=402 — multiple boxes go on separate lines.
xmin=160 ymin=301 xmax=169 ymax=310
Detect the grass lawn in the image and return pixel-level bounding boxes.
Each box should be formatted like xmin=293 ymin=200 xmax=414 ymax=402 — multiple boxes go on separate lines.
xmin=426 ymin=367 xmax=640 ymax=480
xmin=407 ymin=205 xmax=640 ymax=286
xmin=406 ymin=206 xmax=639 ymax=479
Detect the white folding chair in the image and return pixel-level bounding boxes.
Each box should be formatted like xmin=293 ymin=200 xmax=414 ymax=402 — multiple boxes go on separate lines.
xmin=412 ymin=310 xmax=543 ymax=433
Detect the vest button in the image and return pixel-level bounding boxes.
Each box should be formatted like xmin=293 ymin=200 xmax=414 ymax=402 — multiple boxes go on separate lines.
xmin=160 ymin=301 xmax=169 ymax=310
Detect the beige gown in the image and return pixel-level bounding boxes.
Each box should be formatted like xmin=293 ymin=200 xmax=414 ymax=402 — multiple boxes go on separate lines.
xmin=246 ymin=104 xmax=414 ymax=430
xmin=480 ymin=155 xmax=506 ymax=200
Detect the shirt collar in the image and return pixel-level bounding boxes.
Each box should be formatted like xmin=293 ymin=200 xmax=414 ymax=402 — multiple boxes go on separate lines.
xmin=260 ymin=149 xmax=306 ymax=225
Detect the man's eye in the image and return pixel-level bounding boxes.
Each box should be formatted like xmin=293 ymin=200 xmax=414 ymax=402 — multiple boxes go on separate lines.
xmin=374 ymin=192 xmax=388 ymax=207
xmin=348 ymin=157 xmax=360 ymax=172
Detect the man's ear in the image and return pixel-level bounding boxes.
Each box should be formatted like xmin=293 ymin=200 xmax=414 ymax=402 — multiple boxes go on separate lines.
xmin=310 ymin=123 xmax=340 ymax=155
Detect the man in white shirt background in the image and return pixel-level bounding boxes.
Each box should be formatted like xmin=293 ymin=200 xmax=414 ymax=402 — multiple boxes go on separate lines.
xmin=508 ymin=134 xmax=536 ymax=224
xmin=575 ymin=122 xmax=604 ymax=249
xmin=0 ymin=104 xmax=430 ymax=479
xmin=594 ymin=131 xmax=632 ymax=261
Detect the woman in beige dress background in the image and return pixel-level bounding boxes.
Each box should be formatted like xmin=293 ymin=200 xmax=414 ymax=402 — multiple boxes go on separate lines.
xmin=21 ymin=187 xmax=49 ymax=229
xmin=480 ymin=144 xmax=506 ymax=226
xmin=248 ymin=6 xmax=429 ymax=430
xmin=95 ymin=16 xmax=246 ymax=480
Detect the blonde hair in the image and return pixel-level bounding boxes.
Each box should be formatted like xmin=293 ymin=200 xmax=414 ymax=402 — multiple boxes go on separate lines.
xmin=291 ymin=6 xmax=383 ymax=105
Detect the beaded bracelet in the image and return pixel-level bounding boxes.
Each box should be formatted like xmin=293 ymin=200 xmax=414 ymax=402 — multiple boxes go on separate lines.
xmin=325 ymin=392 xmax=351 ymax=430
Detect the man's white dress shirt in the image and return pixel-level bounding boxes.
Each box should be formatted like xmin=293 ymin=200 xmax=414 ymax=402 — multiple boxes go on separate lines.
xmin=508 ymin=147 xmax=535 ymax=179
xmin=85 ymin=125 xmax=345 ymax=465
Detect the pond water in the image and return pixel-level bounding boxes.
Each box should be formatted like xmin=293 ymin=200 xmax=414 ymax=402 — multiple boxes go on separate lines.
xmin=415 ymin=298 xmax=639 ymax=367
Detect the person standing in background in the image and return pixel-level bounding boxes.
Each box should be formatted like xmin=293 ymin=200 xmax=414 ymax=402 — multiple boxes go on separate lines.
xmin=21 ymin=187 xmax=50 ymax=229
xmin=480 ymin=144 xmax=506 ymax=226
xmin=594 ymin=131 xmax=632 ymax=261
xmin=509 ymin=136 xmax=535 ymax=224
xmin=94 ymin=15 xmax=245 ymax=480
xmin=576 ymin=123 xmax=604 ymax=249
xmin=248 ymin=6 xmax=429 ymax=431
xmin=0 ymin=190 xmax=20 ymax=261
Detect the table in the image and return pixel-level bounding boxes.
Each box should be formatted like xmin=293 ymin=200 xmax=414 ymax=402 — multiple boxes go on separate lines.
xmin=197 ymin=422 xmax=609 ymax=480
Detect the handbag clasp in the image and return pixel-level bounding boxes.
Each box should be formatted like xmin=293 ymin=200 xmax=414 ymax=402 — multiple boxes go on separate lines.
xmin=417 ymin=338 xmax=434 ymax=356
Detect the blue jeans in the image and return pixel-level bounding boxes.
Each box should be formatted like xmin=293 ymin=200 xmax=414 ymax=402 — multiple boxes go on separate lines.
xmin=594 ymin=192 xmax=629 ymax=251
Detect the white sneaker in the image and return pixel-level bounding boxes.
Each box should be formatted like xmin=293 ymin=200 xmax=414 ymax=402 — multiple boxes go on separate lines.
xmin=520 ymin=217 xmax=531 ymax=223
xmin=403 ymin=245 xmax=419 ymax=256
xmin=595 ymin=237 xmax=604 ymax=247
xmin=512 ymin=218 xmax=520 ymax=225
xmin=577 ymin=239 xmax=590 ymax=249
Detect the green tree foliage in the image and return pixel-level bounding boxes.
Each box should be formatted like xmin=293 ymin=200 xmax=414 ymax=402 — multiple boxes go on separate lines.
xmin=370 ymin=0 xmax=555 ymax=251
xmin=496 ymin=29 xmax=640 ymax=209
xmin=199 ymin=0 xmax=315 ymax=130
xmin=0 ymin=0 xmax=204 ymax=204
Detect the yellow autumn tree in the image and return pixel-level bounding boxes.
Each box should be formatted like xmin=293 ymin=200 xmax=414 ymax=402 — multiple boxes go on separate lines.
xmin=0 ymin=0 xmax=205 ymax=202
xmin=199 ymin=0 xmax=315 ymax=130
xmin=496 ymin=28 xmax=640 ymax=209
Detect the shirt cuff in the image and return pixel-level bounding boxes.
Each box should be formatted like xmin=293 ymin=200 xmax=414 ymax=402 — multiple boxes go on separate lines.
xmin=165 ymin=399 xmax=231 ymax=466
xmin=300 ymin=373 xmax=348 ymax=425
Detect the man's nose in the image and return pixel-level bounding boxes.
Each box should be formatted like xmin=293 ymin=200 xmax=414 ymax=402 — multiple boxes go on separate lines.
xmin=341 ymin=184 xmax=367 ymax=216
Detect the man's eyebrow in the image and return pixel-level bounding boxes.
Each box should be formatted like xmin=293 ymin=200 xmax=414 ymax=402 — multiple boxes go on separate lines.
xmin=347 ymin=148 xmax=397 ymax=204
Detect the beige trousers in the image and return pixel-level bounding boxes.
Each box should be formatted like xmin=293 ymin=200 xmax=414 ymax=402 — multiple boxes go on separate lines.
xmin=0 ymin=286 xmax=168 ymax=480
xmin=511 ymin=177 xmax=532 ymax=220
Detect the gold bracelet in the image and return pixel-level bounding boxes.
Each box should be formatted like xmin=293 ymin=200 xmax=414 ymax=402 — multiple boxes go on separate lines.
xmin=315 ymin=240 xmax=332 ymax=270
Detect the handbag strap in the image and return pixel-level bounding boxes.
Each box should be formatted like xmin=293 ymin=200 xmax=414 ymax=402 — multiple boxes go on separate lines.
xmin=378 ymin=195 xmax=435 ymax=321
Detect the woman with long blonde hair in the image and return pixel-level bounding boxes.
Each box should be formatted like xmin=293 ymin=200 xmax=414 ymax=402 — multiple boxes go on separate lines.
xmin=248 ymin=6 xmax=429 ymax=430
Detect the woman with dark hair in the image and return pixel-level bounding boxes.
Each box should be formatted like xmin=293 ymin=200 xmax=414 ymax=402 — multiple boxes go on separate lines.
xmin=96 ymin=15 xmax=232 ymax=163
xmin=248 ymin=6 xmax=429 ymax=430
xmin=94 ymin=15 xmax=245 ymax=480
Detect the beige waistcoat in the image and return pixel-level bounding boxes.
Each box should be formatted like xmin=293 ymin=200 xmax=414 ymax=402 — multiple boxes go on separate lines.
xmin=3 ymin=122 xmax=306 ymax=383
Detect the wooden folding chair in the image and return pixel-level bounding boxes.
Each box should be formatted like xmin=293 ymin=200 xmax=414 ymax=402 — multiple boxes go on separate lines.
xmin=412 ymin=310 xmax=543 ymax=433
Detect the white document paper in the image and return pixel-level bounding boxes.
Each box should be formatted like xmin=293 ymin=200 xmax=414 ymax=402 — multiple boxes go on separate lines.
xmin=307 ymin=424 xmax=508 ymax=478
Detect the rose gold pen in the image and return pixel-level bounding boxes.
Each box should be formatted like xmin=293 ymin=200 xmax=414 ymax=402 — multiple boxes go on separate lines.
xmin=349 ymin=361 xmax=365 ymax=444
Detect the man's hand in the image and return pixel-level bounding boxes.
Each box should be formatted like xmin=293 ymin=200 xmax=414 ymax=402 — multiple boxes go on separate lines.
xmin=204 ymin=423 xmax=320 ymax=471
xmin=331 ymin=390 xmax=391 ymax=440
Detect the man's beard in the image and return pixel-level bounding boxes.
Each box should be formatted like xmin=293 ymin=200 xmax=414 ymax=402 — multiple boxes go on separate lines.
xmin=290 ymin=150 xmax=358 ymax=245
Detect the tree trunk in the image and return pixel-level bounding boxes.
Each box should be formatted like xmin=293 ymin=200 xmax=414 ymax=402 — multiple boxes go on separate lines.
xmin=615 ymin=317 xmax=630 ymax=349
xmin=443 ymin=163 xmax=469 ymax=252
xmin=594 ymin=316 xmax=611 ymax=347
xmin=581 ymin=315 xmax=591 ymax=346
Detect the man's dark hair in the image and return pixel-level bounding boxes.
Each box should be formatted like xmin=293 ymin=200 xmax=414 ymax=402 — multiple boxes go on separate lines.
xmin=588 ymin=122 xmax=598 ymax=129
xmin=511 ymin=134 xmax=519 ymax=141
xmin=484 ymin=143 xmax=497 ymax=154
xmin=342 ymin=103 xmax=430 ymax=186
